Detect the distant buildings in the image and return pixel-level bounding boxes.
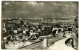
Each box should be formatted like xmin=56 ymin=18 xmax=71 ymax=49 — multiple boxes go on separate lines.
xmin=2 ymin=16 xmax=77 ymax=32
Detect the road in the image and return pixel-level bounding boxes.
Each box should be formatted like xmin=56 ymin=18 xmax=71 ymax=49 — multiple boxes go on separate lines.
xmin=48 ymin=38 xmax=75 ymax=50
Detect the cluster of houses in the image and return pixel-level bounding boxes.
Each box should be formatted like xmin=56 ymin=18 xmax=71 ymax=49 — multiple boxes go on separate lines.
xmin=1 ymin=17 xmax=78 ymax=49
xmin=2 ymin=17 xmax=78 ymax=37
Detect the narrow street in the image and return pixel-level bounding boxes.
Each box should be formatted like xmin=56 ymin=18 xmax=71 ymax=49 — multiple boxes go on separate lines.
xmin=48 ymin=38 xmax=75 ymax=50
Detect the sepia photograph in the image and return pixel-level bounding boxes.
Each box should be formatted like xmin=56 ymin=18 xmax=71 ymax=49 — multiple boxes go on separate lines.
xmin=1 ymin=1 xmax=78 ymax=50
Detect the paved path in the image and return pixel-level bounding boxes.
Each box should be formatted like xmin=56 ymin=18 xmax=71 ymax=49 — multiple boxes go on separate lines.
xmin=48 ymin=38 xmax=75 ymax=50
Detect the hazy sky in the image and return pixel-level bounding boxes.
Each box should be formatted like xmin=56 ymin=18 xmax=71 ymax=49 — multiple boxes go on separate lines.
xmin=2 ymin=1 xmax=78 ymax=19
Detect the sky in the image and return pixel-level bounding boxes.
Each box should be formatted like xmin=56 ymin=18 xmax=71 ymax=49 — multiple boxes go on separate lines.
xmin=2 ymin=1 xmax=78 ymax=19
